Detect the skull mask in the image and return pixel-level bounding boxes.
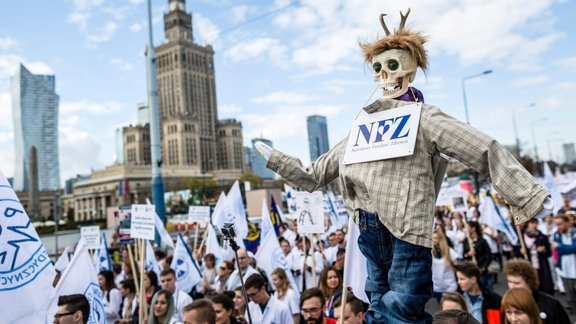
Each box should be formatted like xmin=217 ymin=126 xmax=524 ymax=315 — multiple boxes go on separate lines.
xmin=372 ymin=48 xmax=417 ymax=99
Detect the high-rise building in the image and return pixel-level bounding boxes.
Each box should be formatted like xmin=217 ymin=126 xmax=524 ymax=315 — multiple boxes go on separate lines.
xmin=156 ymin=0 xmax=218 ymax=173
xmin=564 ymin=143 xmax=576 ymax=164
xmin=137 ymin=102 xmax=149 ymax=126
xmin=216 ymin=119 xmax=244 ymax=172
xmin=11 ymin=64 xmax=60 ymax=190
xmin=115 ymin=128 xmax=125 ymax=164
xmin=307 ymin=115 xmax=330 ymax=161
xmin=251 ymin=138 xmax=275 ymax=179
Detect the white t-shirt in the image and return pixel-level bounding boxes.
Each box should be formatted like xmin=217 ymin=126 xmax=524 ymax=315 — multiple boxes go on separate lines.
xmin=247 ymin=295 xmax=293 ymax=324
xmin=171 ymin=289 xmax=193 ymax=322
xmin=273 ymin=288 xmax=300 ymax=315
xmin=432 ymin=249 xmax=459 ymax=293
xmin=446 ymin=229 xmax=465 ymax=258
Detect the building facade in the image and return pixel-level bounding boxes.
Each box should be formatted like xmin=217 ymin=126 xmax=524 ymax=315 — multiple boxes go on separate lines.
xmin=11 ymin=64 xmax=60 ymax=190
xmin=307 ymin=115 xmax=330 ymax=162
xmin=215 ymin=119 xmax=244 ymax=178
xmin=251 ymin=138 xmax=275 ymax=179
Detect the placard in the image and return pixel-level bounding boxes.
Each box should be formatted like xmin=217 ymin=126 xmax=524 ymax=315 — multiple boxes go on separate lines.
xmin=116 ymin=205 xmax=133 ymax=244
xmin=296 ymin=191 xmax=325 ymax=234
xmin=130 ymin=204 xmax=156 ymax=240
xmin=449 ymin=195 xmax=469 ymax=213
xmin=343 ymin=103 xmax=421 ymax=165
xmin=188 ymin=206 xmax=211 ymax=223
xmin=80 ymin=226 xmax=101 ymax=249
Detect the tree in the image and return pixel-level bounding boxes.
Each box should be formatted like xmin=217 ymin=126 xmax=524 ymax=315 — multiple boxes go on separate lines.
xmin=239 ymin=172 xmax=263 ymax=189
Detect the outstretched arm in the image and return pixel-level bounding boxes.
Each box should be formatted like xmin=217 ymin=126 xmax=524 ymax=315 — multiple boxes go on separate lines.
xmin=254 ymin=139 xmax=345 ymax=192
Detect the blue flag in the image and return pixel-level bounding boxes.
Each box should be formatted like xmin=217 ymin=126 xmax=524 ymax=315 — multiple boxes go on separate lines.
xmin=170 ymin=234 xmax=202 ymax=293
xmin=93 ymin=233 xmax=111 ymax=273
xmin=243 ymin=221 xmax=260 ymax=254
xmin=270 ymin=196 xmax=284 ymax=237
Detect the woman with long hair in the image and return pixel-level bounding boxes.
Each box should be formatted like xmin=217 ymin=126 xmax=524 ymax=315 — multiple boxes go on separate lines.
xmin=501 ymin=288 xmax=542 ymax=324
xmin=143 ymin=271 xmax=160 ymax=305
xmin=98 ymin=270 xmax=122 ymax=323
xmin=432 ymin=228 xmax=459 ymax=302
xmin=148 ymin=289 xmax=176 ymax=324
xmin=232 ymin=287 xmax=246 ymax=321
xmin=271 ymin=268 xmax=300 ymax=324
xmin=318 ymin=266 xmax=342 ymax=319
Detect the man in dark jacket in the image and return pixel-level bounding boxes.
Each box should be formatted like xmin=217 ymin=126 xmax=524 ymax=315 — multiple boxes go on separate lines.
xmin=463 ymin=221 xmax=494 ymax=291
xmin=523 ymin=218 xmax=555 ymax=295
xmin=504 ymin=259 xmax=570 ymax=324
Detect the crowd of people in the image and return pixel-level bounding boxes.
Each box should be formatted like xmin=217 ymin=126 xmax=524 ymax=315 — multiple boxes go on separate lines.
xmin=53 ymin=196 xmax=576 ymax=324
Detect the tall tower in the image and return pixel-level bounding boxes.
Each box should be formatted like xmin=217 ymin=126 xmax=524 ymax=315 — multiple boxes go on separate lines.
xmin=11 ymin=64 xmax=60 ymax=191
xmin=307 ymin=115 xmax=330 ymax=161
xmin=156 ymin=0 xmax=218 ymax=173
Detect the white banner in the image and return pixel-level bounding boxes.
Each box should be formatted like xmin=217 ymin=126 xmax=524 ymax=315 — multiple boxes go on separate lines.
xmin=130 ymin=204 xmax=156 ymax=240
xmin=296 ymin=191 xmax=325 ymax=234
xmin=188 ymin=206 xmax=210 ymax=223
xmin=80 ymin=226 xmax=100 ymax=249
xmin=343 ymin=103 xmax=421 ymax=165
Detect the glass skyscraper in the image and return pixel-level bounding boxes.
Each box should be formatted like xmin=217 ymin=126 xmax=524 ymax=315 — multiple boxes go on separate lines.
xmin=307 ymin=115 xmax=330 ymax=162
xmin=11 ymin=64 xmax=60 ymax=190
xmin=250 ymin=138 xmax=275 ymax=179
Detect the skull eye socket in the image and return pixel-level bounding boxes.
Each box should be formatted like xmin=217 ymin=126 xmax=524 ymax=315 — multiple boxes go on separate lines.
xmin=387 ymin=59 xmax=399 ymax=71
xmin=373 ymin=62 xmax=382 ymax=74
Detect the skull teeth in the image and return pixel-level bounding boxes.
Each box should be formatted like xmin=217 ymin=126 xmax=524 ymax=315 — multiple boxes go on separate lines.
xmin=383 ymin=84 xmax=399 ymax=91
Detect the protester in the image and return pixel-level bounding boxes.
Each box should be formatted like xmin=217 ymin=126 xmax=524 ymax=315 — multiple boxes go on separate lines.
xmin=503 ymin=259 xmax=570 ymax=324
xmin=244 ymin=273 xmax=292 ymax=323
xmin=523 ymin=218 xmax=554 ymax=295
xmin=332 ymin=248 xmax=345 ymax=279
xmin=148 ymin=290 xmax=176 ymax=324
xmin=201 ymin=253 xmax=217 ymax=296
xmin=279 ymin=223 xmax=297 ymax=247
xmin=432 ymin=228 xmax=459 ymax=301
xmin=455 ymin=262 xmax=502 ymax=323
xmin=98 ymin=270 xmax=122 ymax=323
xmin=291 ymin=236 xmax=325 ymax=292
xmin=463 ymin=221 xmax=494 ymax=291
xmin=144 ymin=271 xmax=160 ymax=305
xmin=333 ymin=294 xmax=365 ymax=324
xmin=117 ymin=279 xmax=138 ymax=324
xmin=501 ymin=288 xmax=542 ymax=324
xmin=318 ymin=267 xmax=343 ymax=318
xmin=232 ymin=287 xmax=246 ymax=320
xmin=446 ymin=218 xmax=467 ymax=259
xmin=300 ymin=288 xmax=337 ymax=324
xmin=432 ymin=309 xmax=480 ymax=324
xmin=552 ymin=214 xmax=576 ymax=315
xmin=558 ymin=197 xmax=576 ymax=215
xmin=440 ymin=292 xmax=469 ymax=312
xmin=226 ymin=249 xmax=258 ymax=290
xmin=159 ymin=268 xmax=193 ymax=322
xmin=182 ymin=300 xmax=216 ymax=324
xmin=211 ymin=293 xmax=240 ymax=324
xmin=213 ymin=260 xmax=233 ymax=295
xmin=271 ymin=268 xmax=300 ymax=323
xmin=55 ymin=294 xmax=91 ymax=324
xmin=279 ymin=237 xmax=292 ymax=257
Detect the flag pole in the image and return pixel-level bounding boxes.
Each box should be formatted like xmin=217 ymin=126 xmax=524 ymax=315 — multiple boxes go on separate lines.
xmin=311 ymin=234 xmax=317 ymax=285
xmin=193 ymin=222 xmax=200 ymax=252
xmin=515 ymin=225 xmax=529 ymax=260
xmin=337 ymin=288 xmax=348 ymax=324
xmin=197 ymin=225 xmax=209 ymax=253
xmin=127 ymin=244 xmax=140 ymax=296
xmin=460 ymin=217 xmax=477 ymax=264
xmin=139 ymin=239 xmax=146 ymax=324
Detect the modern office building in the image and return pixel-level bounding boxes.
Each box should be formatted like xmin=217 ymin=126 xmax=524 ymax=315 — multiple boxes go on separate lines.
xmin=564 ymin=143 xmax=576 ymax=165
xmin=307 ymin=115 xmax=330 ymax=161
xmin=11 ymin=64 xmax=60 ymax=190
xmin=251 ymin=138 xmax=275 ymax=179
xmin=137 ymin=102 xmax=149 ymax=126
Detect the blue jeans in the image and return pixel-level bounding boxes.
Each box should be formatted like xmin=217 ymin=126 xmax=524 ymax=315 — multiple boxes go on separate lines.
xmin=357 ymin=210 xmax=433 ymax=324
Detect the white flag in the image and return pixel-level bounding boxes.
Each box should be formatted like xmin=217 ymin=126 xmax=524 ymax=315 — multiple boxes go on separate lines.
xmin=343 ymin=217 xmax=369 ymax=303
xmin=260 ymin=198 xmax=273 ymax=239
xmin=54 ymin=246 xmax=71 ymax=273
xmin=284 ymin=184 xmax=298 ymax=215
xmin=223 ymin=181 xmax=248 ymax=239
xmin=145 ymin=240 xmax=161 ymax=278
xmin=147 ymin=198 xmax=174 ymax=249
xmin=211 ymin=192 xmax=227 ymax=230
xmin=93 ymin=234 xmax=111 ymax=273
xmin=478 ymin=192 xmax=518 ymax=246
xmin=255 ymin=230 xmax=298 ymax=293
xmin=171 ymin=233 xmax=202 ymax=293
xmin=55 ymin=240 xmax=106 ymax=324
xmin=544 ymin=162 xmax=563 ymax=215
xmin=0 ymin=171 xmax=57 ymax=323
xmin=205 ymin=224 xmax=227 ymax=265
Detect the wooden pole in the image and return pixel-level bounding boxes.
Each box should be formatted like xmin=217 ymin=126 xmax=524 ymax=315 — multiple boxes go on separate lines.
xmin=515 ymin=225 xmax=529 ymax=260
xmin=127 ymin=244 xmax=140 ymax=296
xmin=311 ymin=234 xmax=317 ymax=286
xmin=302 ymin=235 xmax=307 ymax=290
xmin=197 ymin=225 xmax=209 ymax=253
xmin=460 ymin=217 xmax=477 ymax=264
xmin=139 ymin=239 xmax=146 ymax=324
xmin=193 ymin=222 xmax=200 ymax=252
xmin=337 ymin=288 xmax=348 ymax=324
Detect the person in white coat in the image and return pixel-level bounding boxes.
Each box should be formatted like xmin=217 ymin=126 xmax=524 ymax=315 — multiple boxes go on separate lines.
xmin=245 ymin=274 xmax=293 ymax=324
xmin=160 ymin=268 xmax=192 ymax=323
xmin=226 ymin=249 xmax=258 ymax=291
xmin=98 ymin=270 xmax=122 ymax=323
xmin=290 ymin=236 xmax=324 ymax=292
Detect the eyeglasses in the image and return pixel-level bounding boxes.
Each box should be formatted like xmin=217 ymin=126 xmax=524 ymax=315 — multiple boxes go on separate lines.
xmin=301 ymin=307 xmax=321 ymax=315
xmin=246 ymin=287 xmax=261 ymax=298
xmin=54 ymin=311 xmax=76 ymax=320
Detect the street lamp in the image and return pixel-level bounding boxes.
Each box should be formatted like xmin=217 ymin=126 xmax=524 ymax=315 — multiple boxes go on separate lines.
xmin=547 ymin=136 xmax=564 ymax=162
xmin=512 ymin=103 xmax=536 ymax=158
xmin=530 ymin=118 xmax=547 ymax=162
xmin=462 ymin=70 xmax=493 ymax=124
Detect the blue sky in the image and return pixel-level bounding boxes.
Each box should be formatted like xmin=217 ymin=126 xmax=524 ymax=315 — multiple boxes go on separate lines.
xmin=0 ymin=0 xmax=575 ymax=184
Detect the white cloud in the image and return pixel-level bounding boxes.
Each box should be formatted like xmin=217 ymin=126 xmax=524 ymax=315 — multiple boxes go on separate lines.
xmin=86 ymin=21 xmax=118 ymax=43
xmin=0 ymin=37 xmax=17 ymax=51
xmin=60 ymin=100 xmax=125 ymax=115
xmin=540 ymin=95 xmax=562 ymax=109
xmin=556 ymin=82 xmax=576 ymax=91
xmin=554 ymin=56 xmax=576 ymax=69
xmin=129 ymin=23 xmax=143 ymax=32
xmin=110 ymin=58 xmax=134 ymax=71
xmin=513 ymin=75 xmax=549 ymax=87
xmin=219 ymin=103 xmax=243 ymax=114
xmin=321 ymin=79 xmax=365 ymax=93
xmin=253 ymin=91 xmax=319 ymax=105
xmin=0 ymin=92 xmax=13 ymax=130
xmin=230 ymin=5 xmax=258 ymax=23
xmin=194 ymin=13 xmax=220 ymax=45
xmin=224 ymin=37 xmax=287 ymax=63
xmin=59 ymin=125 xmax=103 ymax=180
xmin=0 ymin=54 xmax=53 ymax=89
xmin=127 ymin=0 xmax=145 ymax=5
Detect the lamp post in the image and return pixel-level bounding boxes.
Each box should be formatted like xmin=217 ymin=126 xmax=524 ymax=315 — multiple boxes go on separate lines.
xmin=547 ymin=136 xmax=564 ymax=162
xmin=512 ymin=103 xmax=535 ymax=158
xmin=461 ymin=69 xmax=493 ymax=195
xmin=530 ymin=118 xmax=547 ymax=162
xmin=462 ymin=70 xmax=493 ymax=124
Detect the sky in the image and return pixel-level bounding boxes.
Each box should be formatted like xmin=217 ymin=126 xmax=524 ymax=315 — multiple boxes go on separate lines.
xmin=0 ymin=0 xmax=575 ymax=185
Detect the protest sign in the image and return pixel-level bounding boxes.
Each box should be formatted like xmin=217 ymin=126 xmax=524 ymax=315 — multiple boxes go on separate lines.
xmin=188 ymin=206 xmax=210 ymax=223
xmin=130 ymin=204 xmax=156 ymax=240
xmin=115 ymin=205 xmax=133 ymax=244
xmin=296 ymin=191 xmax=325 ymax=234
xmin=80 ymin=225 xmax=100 ymax=249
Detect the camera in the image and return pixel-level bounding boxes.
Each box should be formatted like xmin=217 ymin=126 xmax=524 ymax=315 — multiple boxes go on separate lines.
xmin=221 ymin=223 xmax=237 ymax=239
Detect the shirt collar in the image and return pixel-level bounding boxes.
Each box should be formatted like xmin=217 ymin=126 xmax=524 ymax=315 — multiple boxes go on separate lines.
xmin=362 ymin=98 xmax=413 ymax=114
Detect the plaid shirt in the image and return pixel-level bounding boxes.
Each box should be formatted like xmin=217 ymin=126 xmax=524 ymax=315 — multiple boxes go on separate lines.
xmin=267 ymin=98 xmax=549 ymax=248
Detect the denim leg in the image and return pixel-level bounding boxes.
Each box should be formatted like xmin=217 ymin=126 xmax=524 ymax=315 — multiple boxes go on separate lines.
xmin=357 ymin=210 xmax=432 ymax=324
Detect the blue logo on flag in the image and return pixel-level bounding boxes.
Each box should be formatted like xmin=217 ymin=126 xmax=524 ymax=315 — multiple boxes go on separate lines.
xmin=84 ymin=282 xmax=105 ymax=324
xmin=176 ymin=259 xmax=188 ymax=279
xmin=0 ymin=196 xmax=51 ymax=291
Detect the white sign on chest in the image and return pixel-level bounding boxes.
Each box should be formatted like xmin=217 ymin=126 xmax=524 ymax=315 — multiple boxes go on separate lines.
xmin=343 ymin=103 xmax=421 ymax=165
